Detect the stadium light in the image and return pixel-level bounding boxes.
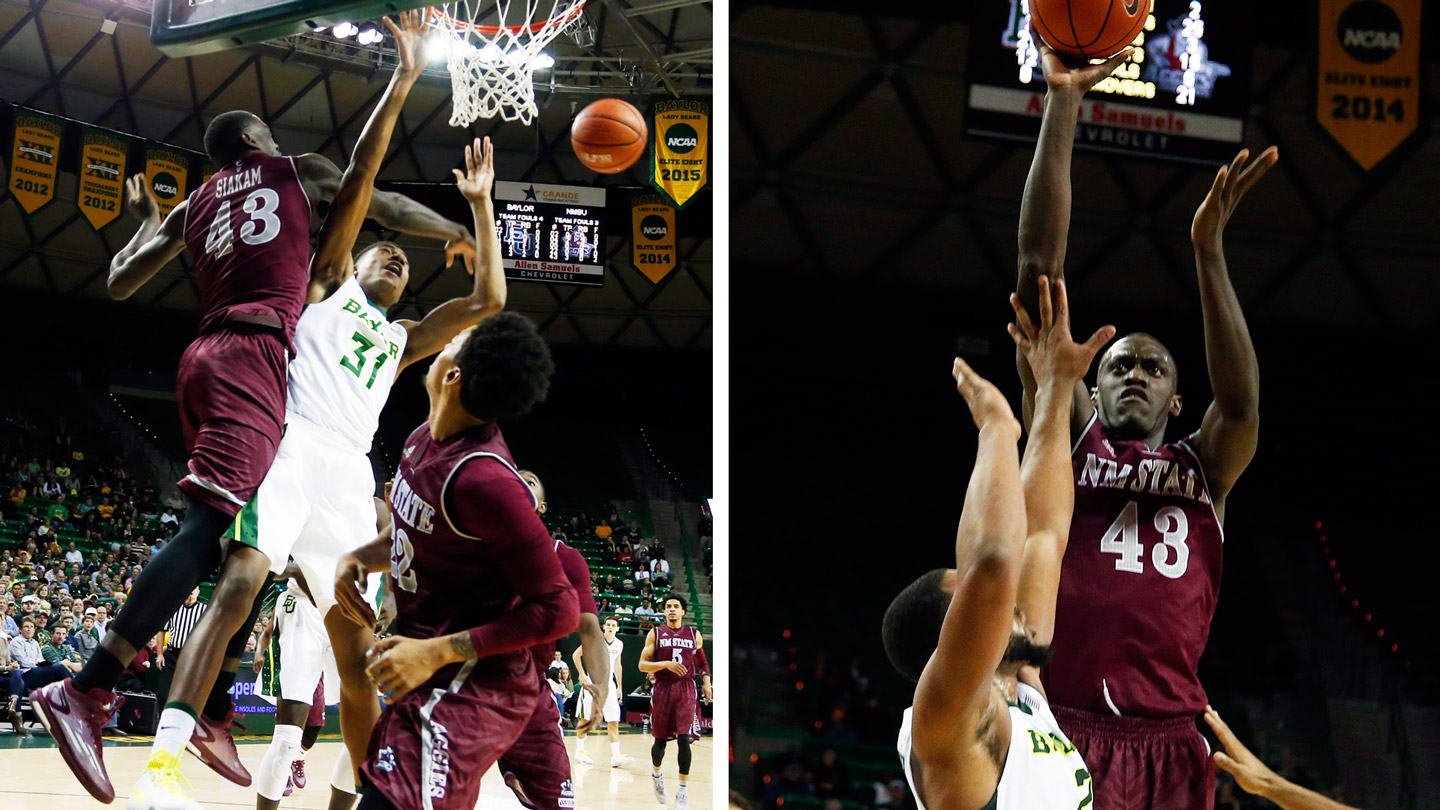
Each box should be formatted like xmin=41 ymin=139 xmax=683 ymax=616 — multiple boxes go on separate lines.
xmin=332 ymin=21 xmax=358 ymax=38
xmin=422 ymin=31 xmax=449 ymax=64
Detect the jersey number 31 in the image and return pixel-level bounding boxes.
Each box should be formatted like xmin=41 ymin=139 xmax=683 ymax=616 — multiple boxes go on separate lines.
xmin=204 ymin=189 xmax=282 ymax=257
xmin=1099 ymin=500 xmax=1190 ymax=578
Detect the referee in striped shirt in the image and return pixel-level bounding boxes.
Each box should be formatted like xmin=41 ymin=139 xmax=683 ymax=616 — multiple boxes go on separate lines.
xmin=161 ymin=587 xmax=207 ymax=673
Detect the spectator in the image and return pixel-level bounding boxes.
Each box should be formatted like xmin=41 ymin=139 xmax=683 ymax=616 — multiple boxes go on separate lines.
xmin=634 ymin=565 xmax=651 ymax=586
xmin=127 ymin=535 xmax=150 ymax=564
xmin=9 ymin=483 xmax=27 ymax=506
xmin=96 ymin=497 xmax=114 ymax=520
xmin=635 ymin=598 xmax=657 ymax=617
xmin=78 ymin=496 xmax=95 ymax=515
xmin=620 ymin=575 xmax=638 ymax=595
xmin=596 ymin=521 xmax=613 ymax=540
xmin=47 ymin=494 xmax=70 ymax=524
xmin=0 ymin=629 xmax=28 ymax=735
xmin=93 ymin=605 xmax=110 ymax=636
xmin=42 ymin=625 xmax=84 ymax=675
xmin=8 ymin=617 xmax=70 ymax=697
xmin=547 ymin=663 xmax=573 ymax=719
xmin=159 ymin=506 xmax=179 ymax=528
xmin=598 ymin=597 xmax=614 ymax=616
xmin=652 ymin=554 xmax=672 ymax=582
xmin=69 ymin=614 xmax=99 ymax=662
xmin=813 ymin=749 xmax=851 ymax=799
xmin=64 ymin=542 xmax=83 ymax=565
xmin=116 ymin=634 xmax=160 ymax=693
xmin=614 ymin=603 xmax=634 ymax=615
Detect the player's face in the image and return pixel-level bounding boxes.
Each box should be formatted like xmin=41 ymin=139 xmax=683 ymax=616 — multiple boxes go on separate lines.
xmin=356 ymin=244 xmax=410 ymax=307
xmin=519 ymin=471 xmax=547 ymax=515
xmin=1094 ymin=336 xmax=1181 ymax=439
xmin=604 ymin=619 xmax=619 ymax=640
xmin=425 ymin=325 xmax=476 ymax=404
xmin=663 ymin=599 xmax=685 ymax=622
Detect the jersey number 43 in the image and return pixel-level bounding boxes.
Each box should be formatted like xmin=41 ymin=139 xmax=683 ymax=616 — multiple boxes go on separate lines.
xmin=1099 ymin=500 xmax=1191 ymax=578
xmin=204 ymin=189 xmax=283 ymax=257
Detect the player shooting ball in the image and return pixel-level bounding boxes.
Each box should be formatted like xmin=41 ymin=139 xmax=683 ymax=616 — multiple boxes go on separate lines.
xmin=884 ymin=277 xmax=1114 ymax=809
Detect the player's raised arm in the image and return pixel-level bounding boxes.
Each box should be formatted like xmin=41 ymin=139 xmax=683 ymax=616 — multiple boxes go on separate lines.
xmin=1009 ymin=278 xmax=1113 ymax=669
xmin=395 ymin=136 xmax=507 ymax=372
xmin=304 ymin=9 xmax=434 ymax=301
xmin=906 ymin=361 xmax=1025 ymax=810
xmin=1014 ymin=44 xmax=1133 ymax=432
xmin=107 ymin=177 xmax=187 ymax=299
xmin=1189 ymin=148 xmax=1274 ymax=514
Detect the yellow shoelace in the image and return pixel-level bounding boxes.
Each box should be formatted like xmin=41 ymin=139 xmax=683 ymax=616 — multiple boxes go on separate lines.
xmin=140 ymin=750 xmax=193 ymax=798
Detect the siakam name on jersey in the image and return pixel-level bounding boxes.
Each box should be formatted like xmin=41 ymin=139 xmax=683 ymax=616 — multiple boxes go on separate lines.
xmin=214 ymin=167 xmax=263 ymax=198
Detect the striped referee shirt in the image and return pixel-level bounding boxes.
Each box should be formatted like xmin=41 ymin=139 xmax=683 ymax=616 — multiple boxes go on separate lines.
xmin=165 ymin=600 xmax=207 ymax=651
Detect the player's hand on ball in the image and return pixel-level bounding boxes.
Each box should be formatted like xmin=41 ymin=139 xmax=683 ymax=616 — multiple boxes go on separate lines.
xmin=952 ymin=358 xmax=1019 ymax=435
xmin=1039 ymin=40 xmax=1136 ymax=96
xmin=334 ymin=553 xmax=374 ymax=628
xmin=1008 ymin=276 xmax=1115 ymax=391
xmin=384 ymin=8 xmax=430 ymax=80
xmin=1192 ymin=146 xmax=1279 ymax=248
xmin=1204 ymin=705 xmax=1280 ymax=798
xmin=124 ymin=174 xmax=159 ymax=221
xmin=366 ymin=635 xmax=446 ymax=700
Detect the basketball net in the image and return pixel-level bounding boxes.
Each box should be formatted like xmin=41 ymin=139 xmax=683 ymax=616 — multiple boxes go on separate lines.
xmin=434 ymin=0 xmax=586 ymax=126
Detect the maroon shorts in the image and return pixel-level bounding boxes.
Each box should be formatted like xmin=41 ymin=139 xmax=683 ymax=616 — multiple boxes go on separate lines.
xmin=363 ymin=656 xmax=540 ymax=810
xmin=497 ymin=688 xmax=576 ymax=810
xmin=175 ymin=327 xmax=288 ymax=517
xmin=650 ymin=678 xmax=700 ymax=742
xmin=1052 ymin=706 xmax=1213 ymax=810
xmin=306 ymin=676 xmax=326 ymax=728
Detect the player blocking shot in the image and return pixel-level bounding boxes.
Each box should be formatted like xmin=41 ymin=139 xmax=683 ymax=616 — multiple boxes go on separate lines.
xmin=1013 ymin=39 xmax=1275 ymax=810
xmin=883 ymin=278 xmax=1113 ymax=810
xmin=331 ymin=312 xmax=578 ymax=810
xmin=639 ymin=596 xmax=712 ymax=810
xmin=573 ymin=615 xmax=634 ymax=768
xmin=30 ymin=10 xmax=481 ymax=805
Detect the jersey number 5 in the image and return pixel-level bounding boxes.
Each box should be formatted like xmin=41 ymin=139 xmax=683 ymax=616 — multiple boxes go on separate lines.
xmin=1098 ymin=500 xmax=1190 ymax=578
xmin=204 ymin=188 xmax=283 ymax=257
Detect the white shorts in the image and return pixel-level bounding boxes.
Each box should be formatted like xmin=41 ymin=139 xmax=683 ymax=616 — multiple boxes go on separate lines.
xmin=580 ymin=676 xmax=622 ymax=724
xmin=275 ymin=589 xmax=340 ymax=706
xmin=223 ymin=415 xmax=381 ymax=618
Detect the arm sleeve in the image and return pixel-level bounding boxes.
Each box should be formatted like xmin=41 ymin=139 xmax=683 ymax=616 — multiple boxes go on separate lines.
xmin=446 ymin=461 xmax=580 ymax=658
xmin=696 ymin=647 xmax=710 ymax=678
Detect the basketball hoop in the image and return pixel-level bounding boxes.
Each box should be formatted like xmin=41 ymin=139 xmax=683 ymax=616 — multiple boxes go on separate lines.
xmin=432 ymin=0 xmax=586 ymax=126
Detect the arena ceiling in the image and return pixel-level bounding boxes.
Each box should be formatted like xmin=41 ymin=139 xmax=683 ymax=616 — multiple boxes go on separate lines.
xmin=733 ymin=2 xmax=1440 ymax=335
xmin=0 ymin=0 xmax=713 ymax=349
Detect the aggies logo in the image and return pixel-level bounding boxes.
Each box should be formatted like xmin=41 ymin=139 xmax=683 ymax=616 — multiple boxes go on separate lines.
xmin=375 ymin=746 xmax=397 ymax=773
xmin=559 ymin=779 xmax=576 ymax=809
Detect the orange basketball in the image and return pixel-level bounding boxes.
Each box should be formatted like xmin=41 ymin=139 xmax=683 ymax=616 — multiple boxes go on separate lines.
xmin=1030 ymin=0 xmax=1152 ymax=59
xmin=571 ymin=99 xmax=648 ymax=174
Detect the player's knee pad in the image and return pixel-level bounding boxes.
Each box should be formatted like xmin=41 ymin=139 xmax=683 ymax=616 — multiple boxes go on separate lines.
xmin=258 ymin=724 xmax=303 ymax=801
xmin=332 ymin=744 xmax=357 ymax=794
xmin=676 ymin=736 xmax=692 ymax=774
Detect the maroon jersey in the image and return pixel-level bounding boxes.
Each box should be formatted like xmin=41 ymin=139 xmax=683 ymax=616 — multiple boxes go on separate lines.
xmin=528 ymin=541 xmax=597 ymax=675
xmin=182 ymin=151 xmax=312 ymax=343
xmin=385 ymin=422 xmax=578 ymax=692
xmin=653 ymin=624 xmax=700 ymax=683
xmin=1044 ymin=412 xmax=1224 ymax=717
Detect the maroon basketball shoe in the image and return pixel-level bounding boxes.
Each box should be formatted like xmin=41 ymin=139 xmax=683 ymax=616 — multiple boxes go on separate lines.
xmin=29 ymin=680 xmax=122 ymax=803
xmin=186 ymin=707 xmax=253 ymax=786
xmin=284 ymin=774 xmax=295 ymax=797
xmin=291 ymin=757 xmax=307 ymax=789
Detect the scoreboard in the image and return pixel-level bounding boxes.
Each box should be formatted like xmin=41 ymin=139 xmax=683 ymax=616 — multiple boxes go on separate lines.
xmin=493 ymin=181 xmax=607 ymax=288
xmin=965 ymin=0 xmax=1252 ymax=164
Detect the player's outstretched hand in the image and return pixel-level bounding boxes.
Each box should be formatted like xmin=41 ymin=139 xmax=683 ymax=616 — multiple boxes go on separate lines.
xmin=1008 ymin=276 xmax=1114 ymax=391
xmin=1204 ymin=705 xmax=1279 ymax=798
xmin=124 ymin=174 xmax=159 ymax=222
xmin=1039 ymin=40 xmax=1135 ymax=95
xmin=1192 ymin=146 xmax=1278 ymax=248
xmin=333 ymin=552 xmax=374 ymax=628
xmin=384 ymin=8 xmax=430 ymax=81
xmin=452 ymin=136 xmax=496 ymax=204
xmin=952 ymin=358 xmax=1019 ymax=435
xmin=366 ymin=635 xmax=447 ymax=701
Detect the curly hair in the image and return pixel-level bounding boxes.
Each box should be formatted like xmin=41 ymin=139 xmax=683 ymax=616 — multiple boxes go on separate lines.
xmin=455 ymin=312 xmax=555 ymax=422
xmin=881 ymin=568 xmax=950 ymax=684
xmin=662 ymin=594 xmax=688 ymax=611
xmin=204 ymin=111 xmax=261 ymax=165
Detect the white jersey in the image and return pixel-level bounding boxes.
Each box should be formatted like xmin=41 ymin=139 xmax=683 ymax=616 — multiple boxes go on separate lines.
xmin=606 ymin=637 xmax=623 ymax=684
xmin=897 ymin=683 xmax=1092 ymax=810
xmin=286 ymin=275 xmax=408 ymax=452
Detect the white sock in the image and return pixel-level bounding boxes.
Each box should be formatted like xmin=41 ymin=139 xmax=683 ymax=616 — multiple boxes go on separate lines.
xmin=257 ymin=725 xmax=302 ymax=801
xmin=331 ymin=746 xmax=357 ymax=795
xmin=678 ymin=782 xmax=688 ymax=793
xmin=611 ymin=741 xmax=622 ymax=757
xmin=152 ymin=708 xmax=198 ymax=759
xmin=577 ymin=737 xmax=588 ymax=753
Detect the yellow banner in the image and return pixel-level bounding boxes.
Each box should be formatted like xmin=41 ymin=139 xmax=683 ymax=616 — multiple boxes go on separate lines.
xmin=649 ymin=99 xmax=709 ymax=209
xmin=1316 ymin=0 xmax=1422 ymax=170
xmin=631 ymin=195 xmax=678 ymax=284
xmin=145 ymin=146 xmax=191 ymax=217
xmin=78 ymin=127 xmax=130 ymax=230
xmin=8 ymin=109 xmax=63 ymax=214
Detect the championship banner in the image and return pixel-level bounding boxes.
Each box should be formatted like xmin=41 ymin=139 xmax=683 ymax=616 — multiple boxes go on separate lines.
xmin=8 ymin=108 xmax=63 ymax=214
xmin=649 ymin=100 xmax=709 ymax=209
xmin=1316 ymin=0 xmax=1423 ymax=170
xmin=145 ymin=146 xmax=191 ymax=216
xmin=78 ymin=127 xmax=130 ymax=230
xmin=631 ymin=195 xmax=678 ymax=283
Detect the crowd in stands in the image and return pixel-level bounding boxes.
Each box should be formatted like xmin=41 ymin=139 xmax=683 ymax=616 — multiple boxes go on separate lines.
xmin=546 ymin=509 xmax=678 ymax=632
